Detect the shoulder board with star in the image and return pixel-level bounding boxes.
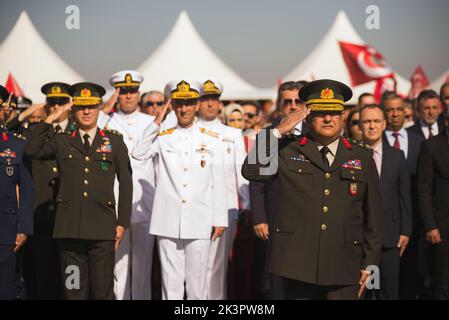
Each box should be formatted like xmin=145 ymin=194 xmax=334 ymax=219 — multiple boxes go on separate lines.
xmin=199 ymin=127 xmax=219 ymax=138
xmin=348 ymin=138 xmax=372 ymax=151
xmin=104 ymin=129 xmax=122 ymax=136
xmin=158 ymin=128 xmax=176 ymax=136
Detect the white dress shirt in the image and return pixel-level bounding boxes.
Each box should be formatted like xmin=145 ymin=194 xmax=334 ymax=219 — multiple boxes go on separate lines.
xmin=419 ymin=118 xmax=439 ymax=139
xmin=385 ymin=128 xmax=408 ymax=159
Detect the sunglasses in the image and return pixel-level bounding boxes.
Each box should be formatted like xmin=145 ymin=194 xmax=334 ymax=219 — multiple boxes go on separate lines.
xmin=172 ymin=99 xmax=198 ymax=107
xmin=282 ymin=99 xmax=301 ymax=106
xmin=119 ymin=87 xmax=139 ymax=95
xmin=245 ymin=113 xmax=257 ymax=119
xmin=47 ymin=97 xmax=70 ymax=107
xmin=144 ymin=101 xmax=164 ymax=107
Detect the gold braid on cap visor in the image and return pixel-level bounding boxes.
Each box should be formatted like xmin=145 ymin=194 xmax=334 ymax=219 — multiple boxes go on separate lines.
xmin=306 ymin=98 xmax=345 ymax=111
xmin=47 ymin=93 xmax=71 ymax=98
xmin=170 ymin=91 xmax=200 ymax=99
xmin=72 ymin=96 xmax=102 ymax=106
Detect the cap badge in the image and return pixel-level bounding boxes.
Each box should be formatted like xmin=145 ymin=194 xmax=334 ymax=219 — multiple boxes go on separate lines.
xmin=320 ymin=88 xmax=334 ymax=100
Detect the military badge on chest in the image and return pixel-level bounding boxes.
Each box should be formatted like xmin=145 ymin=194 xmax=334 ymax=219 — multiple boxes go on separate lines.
xmin=342 ymin=159 xmax=362 ymax=197
xmin=0 ymin=148 xmax=17 ymax=176
xmin=96 ymin=130 xmax=111 ymax=172
xmin=196 ymin=143 xmax=211 ymax=168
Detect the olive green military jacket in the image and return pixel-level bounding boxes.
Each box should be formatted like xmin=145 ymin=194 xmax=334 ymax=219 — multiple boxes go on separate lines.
xmin=242 ymin=131 xmax=382 ymax=286
xmin=24 ymin=122 xmax=132 ymax=240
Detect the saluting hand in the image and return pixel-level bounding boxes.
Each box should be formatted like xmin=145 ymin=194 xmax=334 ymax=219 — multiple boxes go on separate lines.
xmin=153 ymin=99 xmax=171 ymax=126
xmin=211 ymin=226 xmax=226 ymax=241
xmin=115 ymin=225 xmax=125 ymax=251
xmin=13 ymin=233 xmax=27 ymax=252
xmin=275 ymin=107 xmax=310 ymax=135
xmin=44 ymin=99 xmax=72 ymax=124
xmin=16 ymin=103 xmax=45 ymax=123
xmin=101 ymin=88 xmax=119 ymax=114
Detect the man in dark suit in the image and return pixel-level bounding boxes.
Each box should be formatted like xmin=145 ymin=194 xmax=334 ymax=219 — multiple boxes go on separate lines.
xmin=408 ymin=90 xmax=444 ymax=140
xmin=7 ymin=83 xmax=72 ymax=299
xmin=243 ymin=79 xmax=382 ymax=300
xmin=0 ymin=85 xmax=33 ymax=300
xmin=360 ymin=104 xmax=412 ymax=299
xmin=381 ymin=92 xmax=426 ymax=299
xmin=417 ymin=108 xmax=449 ymax=299
xmin=25 ymin=82 xmax=133 ymax=300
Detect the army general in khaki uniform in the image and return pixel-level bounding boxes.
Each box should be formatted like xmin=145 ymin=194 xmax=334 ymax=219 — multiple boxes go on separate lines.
xmin=25 ymin=82 xmax=133 ymax=300
xmin=242 ymin=79 xmax=382 ymax=300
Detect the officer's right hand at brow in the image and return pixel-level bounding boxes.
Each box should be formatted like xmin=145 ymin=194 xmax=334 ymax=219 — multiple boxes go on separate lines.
xmin=44 ymin=99 xmax=72 ymax=124
xmin=275 ymin=107 xmax=310 ymax=135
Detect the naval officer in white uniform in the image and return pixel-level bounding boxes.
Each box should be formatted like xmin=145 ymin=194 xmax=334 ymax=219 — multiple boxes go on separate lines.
xmin=97 ymin=70 xmax=156 ymax=300
xmin=197 ymin=79 xmax=250 ymax=300
xmin=132 ymin=79 xmax=228 ymax=300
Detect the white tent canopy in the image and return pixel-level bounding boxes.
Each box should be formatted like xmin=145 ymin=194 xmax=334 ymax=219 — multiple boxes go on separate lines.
xmin=0 ymin=11 xmax=83 ymax=101
xmin=137 ymin=11 xmax=273 ymax=100
xmin=430 ymin=69 xmax=449 ymax=92
xmin=282 ymin=11 xmax=411 ymax=104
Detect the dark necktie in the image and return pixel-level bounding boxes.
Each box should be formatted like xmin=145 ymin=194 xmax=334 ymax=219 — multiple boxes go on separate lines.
xmin=392 ymin=132 xmax=401 ymax=150
xmin=428 ymin=125 xmax=433 ymax=139
xmin=54 ymin=125 xmax=62 ymax=133
xmin=321 ymin=146 xmax=330 ymax=170
xmin=83 ymin=134 xmax=90 ymax=153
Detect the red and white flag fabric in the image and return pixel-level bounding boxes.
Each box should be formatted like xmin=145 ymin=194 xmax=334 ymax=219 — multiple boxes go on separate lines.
xmin=5 ymin=73 xmax=25 ymax=97
xmin=408 ymin=66 xmax=429 ymax=99
xmin=339 ymin=41 xmax=396 ymax=102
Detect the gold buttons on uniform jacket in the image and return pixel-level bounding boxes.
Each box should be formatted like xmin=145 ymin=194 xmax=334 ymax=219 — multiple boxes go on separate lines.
xmin=69 ymin=154 xmax=73 ymax=159
xmin=84 ymin=168 xmax=89 ymax=174
xmin=183 ymin=168 xmax=188 ymax=172
xmin=83 ymin=192 xmax=88 ymax=198
xmin=84 ymin=180 xmax=89 ymax=185
xmin=107 ymin=201 xmax=113 ymax=206
xmin=323 ymin=206 xmax=329 ymax=213
xmin=324 ymin=189 xmax=330 ymax=196
xmin=52 ymin=167 xmax=58 ymax=173
xmin=298 ymin=168 xmax=302 ymax=173
xmin=183 ymin=184 xmax=187 ymax=187
xmin=321 ymin=224 xmax=327 ymax=230
xmin=325 ymin=173 xmax=331 ymax=179
xmin=85 ymin=156 xmax=90 ymax=162
xmin=182 ymin=199 xmax=187 ymax=204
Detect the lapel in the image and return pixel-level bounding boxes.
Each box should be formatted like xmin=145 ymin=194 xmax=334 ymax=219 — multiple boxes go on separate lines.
xmin=69 ymin=130 xmax=88 ymax=155
xmin=380 ymin=139 xmax=393 ymax=185
xmin=88 ymin=129 xmax=103 ymax=155
xmin=328 ymin=137 xmax=353 ymax=173
xmin=298 ymin=136 xmax=327 ymax=171
xmin=436 ymin=131 xmax=449 ymax=160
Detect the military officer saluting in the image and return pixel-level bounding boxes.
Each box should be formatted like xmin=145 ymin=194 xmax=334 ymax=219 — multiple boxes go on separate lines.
xmin=0 ymin=85 xmax=33 ymax=300
xmin=242 ymin=79 xmax=382 ymax=300
xmin=24 ymin=82 xmax=133 ymax=300
xmin=98 ymin=70 xmax=157 ymax=300
xmin=132 ymin=79 xmax=228 ymax=300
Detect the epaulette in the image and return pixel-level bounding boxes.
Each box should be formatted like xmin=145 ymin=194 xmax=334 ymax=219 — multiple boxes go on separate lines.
xmin=348 ymin=138 xmax=372 ymax=151
xmin=105 ymin=129 xmax=122 ymax=136
xmin=158 ymin=128 xmax=175 ymax=136
xmin=199 ymin=127 xmax=219 ymax=138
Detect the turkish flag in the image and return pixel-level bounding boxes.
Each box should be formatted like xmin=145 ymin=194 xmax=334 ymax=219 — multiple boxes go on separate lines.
xmin=408 ymin=66 xmax=429 ymax=99
xmin=339 ymin=41 xmax=394 ymax=87
xmin=5 ymin=73 xmax=25 ymax=97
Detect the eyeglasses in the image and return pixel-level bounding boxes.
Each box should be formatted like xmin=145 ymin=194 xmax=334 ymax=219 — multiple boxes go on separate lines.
xmin=245 ymin=113 xmax=257 ymax=119
xmin=172 ymin=99 xmax=198 ymax=107
xmin=144 ymin=101 xmax=164 ymax=107
xmin=282 ymin=99 xmax=301 ymax=106
xmin=119 ymin=87 xmax=139 ymax=95
xmin=47 ymin=97 xmax=70 ymax=107
xmin=349 ymin=120 xmax=359 ymax=126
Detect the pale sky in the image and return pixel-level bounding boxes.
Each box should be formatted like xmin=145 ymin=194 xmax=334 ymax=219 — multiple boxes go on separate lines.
xmin=1 ymin=0 xmax=448 ymax=88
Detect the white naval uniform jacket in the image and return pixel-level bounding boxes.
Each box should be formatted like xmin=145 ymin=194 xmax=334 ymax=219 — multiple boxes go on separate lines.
xmin=197 ymin=119 xmax=250 ymax=219
xmin=97 ymin=110 xmax=156 ymax=224
xmin=131 ymin=123 xmax=228 ymax=239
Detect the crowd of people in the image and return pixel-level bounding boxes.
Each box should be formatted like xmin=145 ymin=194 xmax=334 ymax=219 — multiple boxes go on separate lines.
xmin=0 ymin=70 xmax=448 ymax=300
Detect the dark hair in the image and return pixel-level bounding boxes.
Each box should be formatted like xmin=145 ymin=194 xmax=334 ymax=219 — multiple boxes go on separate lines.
xmin=360 ymin=103 xmax=387 ymax=121
xmin=358 ymin=92 xmax=375 ymax=106
xmin=417 ymin=89 xmax=439 ymax=108
xmin=380 ymin=91 xmax=403 ymax=109
xmin=276 ymin=81 xmax=300 ymax=110
xmin=345 ymin=109 xmax=361 ymax=139
xmin=241 ymin=100 xmax=261 ymax=114
xmin=439 ymin=82 xmax=449 ymax=101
